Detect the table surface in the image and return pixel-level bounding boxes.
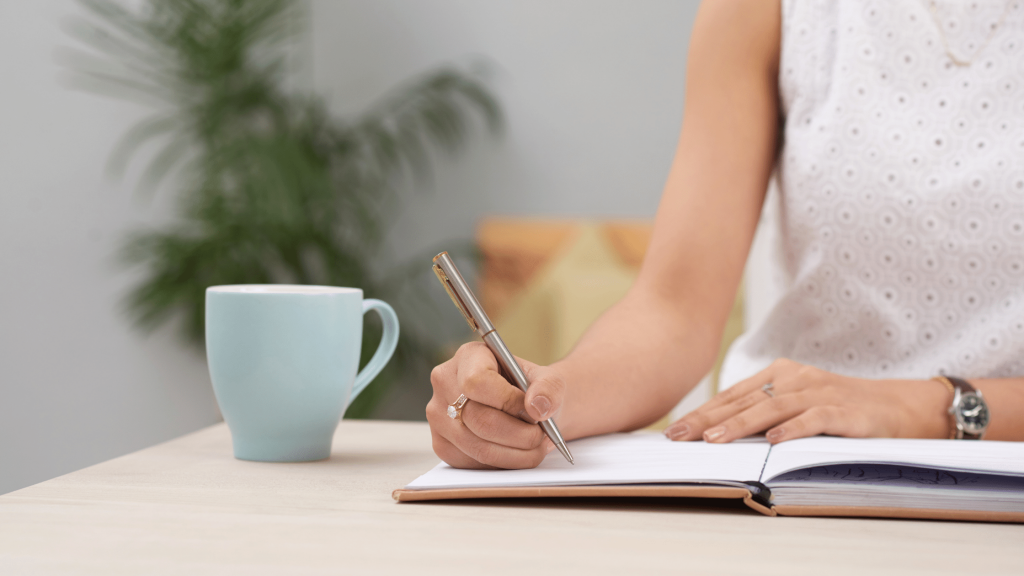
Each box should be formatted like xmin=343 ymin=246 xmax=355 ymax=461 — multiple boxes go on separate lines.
xmin=1 ymin=421 xmax=1022 ymax=575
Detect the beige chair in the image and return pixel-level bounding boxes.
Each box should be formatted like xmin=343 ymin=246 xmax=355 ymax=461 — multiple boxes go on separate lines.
xmin=477 ymin=218 xmax=746 ymax=430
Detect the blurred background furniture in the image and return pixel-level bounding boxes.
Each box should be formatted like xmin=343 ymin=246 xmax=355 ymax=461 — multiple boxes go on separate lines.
xmin=477 ymin=218 xmax=747 ymax=429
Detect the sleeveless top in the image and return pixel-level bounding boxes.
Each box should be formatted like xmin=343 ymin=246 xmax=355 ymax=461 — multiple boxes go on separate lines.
xmin=720 ymin=0 xmax=1024 ymax=389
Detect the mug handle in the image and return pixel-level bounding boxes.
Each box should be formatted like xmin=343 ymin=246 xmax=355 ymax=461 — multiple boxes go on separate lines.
xmin=350 ymin=299 xmax=400 ymax=401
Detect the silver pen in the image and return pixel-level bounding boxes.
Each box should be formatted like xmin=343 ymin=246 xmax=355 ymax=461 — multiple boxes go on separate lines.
xmin=432 ymin=251 xmax=574 ymax=465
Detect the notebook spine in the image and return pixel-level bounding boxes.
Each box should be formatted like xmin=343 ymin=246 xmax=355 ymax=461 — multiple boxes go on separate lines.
xmin=743 ymin=481 xmax=772 ymax=508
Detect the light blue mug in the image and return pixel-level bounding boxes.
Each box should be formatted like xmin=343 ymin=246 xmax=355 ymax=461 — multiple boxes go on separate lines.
xmin=205 ymin=285 xmax=399 ymax=462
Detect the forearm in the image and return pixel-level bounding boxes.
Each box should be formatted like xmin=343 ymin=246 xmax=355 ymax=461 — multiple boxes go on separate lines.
xmin=543 ymin=0 xmax=781 ymax=441
xmin=551 ymin=289 xmax=721 ymax=440
xmin=892 ymin=376 xmax=1024 ymax=441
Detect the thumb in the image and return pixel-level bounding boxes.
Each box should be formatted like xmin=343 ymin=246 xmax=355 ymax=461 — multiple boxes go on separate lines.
xmin=521 ymin=363 xmax=567 ymax=422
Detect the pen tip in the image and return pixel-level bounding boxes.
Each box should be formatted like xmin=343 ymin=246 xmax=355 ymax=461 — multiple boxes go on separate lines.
xmin=555 ymin=443 xmax=574 ymax=465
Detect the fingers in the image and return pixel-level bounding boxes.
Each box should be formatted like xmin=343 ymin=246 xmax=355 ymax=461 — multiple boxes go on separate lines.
xmin=663 ymin=357 xmax=884 ymax=445
xmin=456 ymin=353 xmax=531 ymax=422
xmin=461 ymin=401 xmax=546 ymax=450
xmin=694 ymin=360 xmax=784 ymax=412
xmin=450 ymin=344 xmax=567 ymax=425
xmin=702 ymin=391 xmax=812 ymax=443
xmin=665 ymin=358 xmax=824 ymax=442
xmin=665 ymin=364 xmax=778 ymax=441
xmin=427 ymin=343 xmax=558 ymax=469
xmin=428 ymin=396 xmax=548 ymax=468
xmin=697 ymin=389 xmax=773 ymax=433
xmin=430 ymin=433 xmax=495 ymax=470
xmin=766 ymin=406 xmax=871 ymax=443
xmin=520 ymin=360 xmax=567 ymax=422
xmin=432 ymin=410 xmax=553 ymax=469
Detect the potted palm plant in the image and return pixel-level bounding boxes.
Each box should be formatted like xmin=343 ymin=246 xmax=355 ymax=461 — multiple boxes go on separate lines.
xmin=65 ymin=0 xmax=501 ymax=417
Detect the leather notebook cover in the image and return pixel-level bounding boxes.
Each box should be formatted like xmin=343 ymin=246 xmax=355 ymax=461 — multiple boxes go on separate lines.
xmin=772 ymin=505 xmax=1024 ymax=523
xmin=392 ymin=485 xmax=776 ymax=517
xmin=394 ymin=486 xmax=1024 ymax=523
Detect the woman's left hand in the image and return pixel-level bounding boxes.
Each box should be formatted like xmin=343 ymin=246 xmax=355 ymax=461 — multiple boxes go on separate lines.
xmin=664 ymin=358 xmax=952 ymax=444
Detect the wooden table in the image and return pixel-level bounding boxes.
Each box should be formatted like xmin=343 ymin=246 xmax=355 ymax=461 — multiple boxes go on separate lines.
xmin=1 ymin=421 xmax=1022 ymax=575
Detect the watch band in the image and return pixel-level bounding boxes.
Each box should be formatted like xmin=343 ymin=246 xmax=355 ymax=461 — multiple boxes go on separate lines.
xmin=945 ymin=375 xmax=977 ymax=395
xmin=931 ymin=376 xmax=956 ymax=439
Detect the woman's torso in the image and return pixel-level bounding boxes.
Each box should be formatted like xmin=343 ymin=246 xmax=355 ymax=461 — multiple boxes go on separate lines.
xmin=721 ymin=0 xmax=1024 ymax=388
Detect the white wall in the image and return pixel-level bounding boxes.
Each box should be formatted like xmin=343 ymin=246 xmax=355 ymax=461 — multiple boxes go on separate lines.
xmin=310 ymin=0 xmax=700 ymax=265
xmin=0 ymin=1 xmax=219 ymax=495
xmin=0 ymin=0 xmax=703 ymax=494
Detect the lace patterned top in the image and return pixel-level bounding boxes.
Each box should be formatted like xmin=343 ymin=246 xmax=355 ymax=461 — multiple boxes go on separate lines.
xmin=720 ymin=0 xmax=1024 ymax=388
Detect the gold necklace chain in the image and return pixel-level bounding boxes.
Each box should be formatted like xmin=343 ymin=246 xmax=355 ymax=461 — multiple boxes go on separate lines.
xmin=925 ymin=0 xmax=1014 ymax=66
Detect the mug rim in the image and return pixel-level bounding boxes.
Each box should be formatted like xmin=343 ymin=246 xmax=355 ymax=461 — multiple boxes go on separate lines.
xmin=207 ymin=284 xmax=362 ymax=295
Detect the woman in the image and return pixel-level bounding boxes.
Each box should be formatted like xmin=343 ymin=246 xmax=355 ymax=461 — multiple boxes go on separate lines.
xmin=426 ymin=0 xmax=1024 ymax=469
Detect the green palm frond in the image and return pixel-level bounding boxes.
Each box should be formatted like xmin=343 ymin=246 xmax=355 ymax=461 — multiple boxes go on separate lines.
xmin=67 ymin=0 xmax=501 ymax=418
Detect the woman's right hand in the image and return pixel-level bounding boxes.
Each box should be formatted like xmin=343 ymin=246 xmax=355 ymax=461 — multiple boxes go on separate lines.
xmin=426 ymin=342 xmax=567 ymax=469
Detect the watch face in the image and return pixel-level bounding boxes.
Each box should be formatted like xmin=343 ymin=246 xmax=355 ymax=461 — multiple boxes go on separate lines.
xmin=957 ymin=392 xmax=990 ymax=435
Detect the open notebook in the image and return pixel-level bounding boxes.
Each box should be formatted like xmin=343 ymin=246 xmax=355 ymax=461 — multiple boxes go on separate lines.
xmin=393 ymin=434 xmax=1024 ymax=523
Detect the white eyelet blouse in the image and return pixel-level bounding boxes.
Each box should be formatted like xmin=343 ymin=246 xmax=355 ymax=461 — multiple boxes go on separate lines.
xmin=720 ymin=0 xmax=1024 ymax=388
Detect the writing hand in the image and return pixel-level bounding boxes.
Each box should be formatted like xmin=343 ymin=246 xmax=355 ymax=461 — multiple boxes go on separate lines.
xmin=426 ymin=342 xmax=565 ymax=469
xmin=664 ymin=358 xmax=951 ymax=444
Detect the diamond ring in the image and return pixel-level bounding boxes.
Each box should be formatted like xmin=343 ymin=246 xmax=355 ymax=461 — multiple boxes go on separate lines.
xmin=447 ymin=393 xmax=469 ymax=421
xmin=761 ymin=382 xmax=775 ymax=398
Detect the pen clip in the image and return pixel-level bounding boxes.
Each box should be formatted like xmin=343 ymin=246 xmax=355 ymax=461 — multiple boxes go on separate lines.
xmin=432 ymin=264 xmax=479 ymax=332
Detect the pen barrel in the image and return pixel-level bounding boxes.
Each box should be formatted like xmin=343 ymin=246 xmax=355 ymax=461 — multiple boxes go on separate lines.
xmin=482 ymin=332 xmax=530 ymax=393
xmin=432 ymin=252 xmax=495 ymax=337
xmin=482 ymin=332 xmax=573 ymax=464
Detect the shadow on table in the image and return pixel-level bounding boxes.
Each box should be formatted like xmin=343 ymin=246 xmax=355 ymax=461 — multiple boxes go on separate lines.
xmin=403 ymin=496 xmax=757 ymax=516
xmin=322 ymin=451 xmax=431 ymax=466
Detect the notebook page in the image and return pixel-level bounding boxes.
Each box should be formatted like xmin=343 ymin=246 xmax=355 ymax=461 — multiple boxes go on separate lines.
xmin=406 ymin=433 xmax=770 ymax=490
xmin=762 ymin=437 xmax=1024 ymax=483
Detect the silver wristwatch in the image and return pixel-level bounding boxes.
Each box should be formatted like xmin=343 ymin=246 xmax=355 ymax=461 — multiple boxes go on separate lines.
xmin=943 ymin=376 xmax=990 ymax=440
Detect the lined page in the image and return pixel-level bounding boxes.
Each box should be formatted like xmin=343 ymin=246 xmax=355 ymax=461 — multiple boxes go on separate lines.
xmin=406 ymin=433 xmax=770 ymax=490
xmin=762 ymin=437 xmax=1024 ymax=483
